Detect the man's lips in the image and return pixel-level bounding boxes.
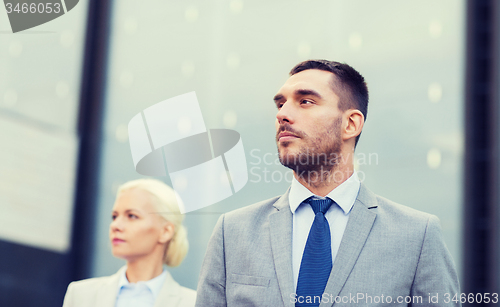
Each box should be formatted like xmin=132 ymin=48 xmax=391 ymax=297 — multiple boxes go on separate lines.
xmin=112 ymin=238 xmax=125 ymax=245
xmin=278 ymin=132 xmax=299 ymax=142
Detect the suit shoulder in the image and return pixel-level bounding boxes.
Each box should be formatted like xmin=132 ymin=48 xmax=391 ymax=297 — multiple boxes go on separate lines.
xmin=224 ymin=194 xmax=281 ymax=220
xmin=371 ymin=194 xmax=435 ymax=225
xmin=69 ymin=275 xmax=113 ymax=287
xmin=359 ymin=192 xmax=444 ymax=244
xmin=67 ymin=274 xmax=116 ymax=293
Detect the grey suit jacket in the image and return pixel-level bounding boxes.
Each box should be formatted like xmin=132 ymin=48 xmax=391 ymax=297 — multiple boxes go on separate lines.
xmin=195 ymin=184 xmax=460 ymax=306
xmin=62 ymin=266 xmax=196 ymax=307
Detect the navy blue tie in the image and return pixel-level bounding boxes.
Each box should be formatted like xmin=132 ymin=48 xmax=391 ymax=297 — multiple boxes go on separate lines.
xmin=296 ymin=197 xmax=334 ymax=307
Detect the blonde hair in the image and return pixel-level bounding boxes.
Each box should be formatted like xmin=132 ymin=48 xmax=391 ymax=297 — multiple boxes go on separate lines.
xmin=117 ymin=179 xmax=188 ymax=267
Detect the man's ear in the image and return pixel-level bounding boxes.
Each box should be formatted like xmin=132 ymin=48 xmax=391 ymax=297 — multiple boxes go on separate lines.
xmin=159 ymin=222 xmax=175 ymax=244
xmin=343 ymin=109 xmax=364 ymax=142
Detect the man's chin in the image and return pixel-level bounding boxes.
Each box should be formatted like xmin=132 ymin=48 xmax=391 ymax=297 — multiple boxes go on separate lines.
xmin=278 ymin=153 xmax=300 ymax=168
xmin=277 ymin=140 xmax=293 ymax=148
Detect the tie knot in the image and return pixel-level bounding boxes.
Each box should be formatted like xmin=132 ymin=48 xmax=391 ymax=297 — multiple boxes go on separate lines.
xmin=305 ymin=197 xmax=333 ymax=215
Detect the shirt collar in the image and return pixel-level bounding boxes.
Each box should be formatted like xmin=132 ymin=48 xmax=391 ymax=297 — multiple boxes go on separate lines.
xmin=289 ymin=171 xmax=360 ymax=214
xmin=117 ymin=266 xmax=168 ymax=299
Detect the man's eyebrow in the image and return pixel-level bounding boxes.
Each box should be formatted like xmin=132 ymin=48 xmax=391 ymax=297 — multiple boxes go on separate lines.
xmin=273 ymin=94 xmax=284 ymax=103
xmin=296 ymin=89 xmax=322 ymax=99
xmin=273 ymin=89 xmax=322 ymax=106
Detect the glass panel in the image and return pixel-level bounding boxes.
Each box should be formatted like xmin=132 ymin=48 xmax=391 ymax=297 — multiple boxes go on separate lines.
xmin=0 ymin=0 xmax=89 ymax=252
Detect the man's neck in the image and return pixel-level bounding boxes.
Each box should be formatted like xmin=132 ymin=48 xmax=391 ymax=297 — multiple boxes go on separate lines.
xmin=294 ymin=164 xmax=354 ymax=197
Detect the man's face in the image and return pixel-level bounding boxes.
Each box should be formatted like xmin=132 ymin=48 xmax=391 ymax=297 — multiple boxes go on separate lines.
xmin=274 ymin=69 xmax=344 ymax=175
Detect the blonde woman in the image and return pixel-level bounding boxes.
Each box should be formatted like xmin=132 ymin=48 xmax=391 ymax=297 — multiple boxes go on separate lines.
xmin=63 ymin=179 xmax=195 ymax=307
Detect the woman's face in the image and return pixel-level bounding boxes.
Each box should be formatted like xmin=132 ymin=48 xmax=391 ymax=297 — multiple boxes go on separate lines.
xmin=109 ymin=188 xmax=173 ymax=262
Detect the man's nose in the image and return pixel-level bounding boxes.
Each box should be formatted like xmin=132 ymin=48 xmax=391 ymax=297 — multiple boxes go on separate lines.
xmin=276 ymin=101 xmax=295 ymax=124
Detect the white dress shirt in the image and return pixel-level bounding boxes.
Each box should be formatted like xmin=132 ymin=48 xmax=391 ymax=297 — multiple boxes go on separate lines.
xmin=289 ymin=171 xmax=360 ymax=290
xmin=115 ymin=268 xmax=168 ymax=307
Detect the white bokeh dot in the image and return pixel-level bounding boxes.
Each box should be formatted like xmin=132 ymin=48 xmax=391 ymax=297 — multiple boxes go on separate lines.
xmin=223 ymin=110 xmax=237 ymax=128
xmin=120 ymin=71 xmax=134 ymax=87
xmin=9 ymin=42 xmax=23 ymax=57
xmin=185 ymin=6 xmax=199 ymax=22
xmin=3 ymin=90 xmax=18 ymax=108
xmin=124 ymin=17 xmax=138 ymax=34
xmin=297 ymin=42 xmax=311 ymax=58
xmin=227 ymin=53 xmax=240 ymax=70
xmin=429 ymin=21 xmax=443 ymax=39
xmin=348 ymin=33 xmax=363 ymax=51
xmin=115 ymin=124 xmax=129 ymax=143
xmin=428 ymin=83 xmax=443 ymax=103
xmin=427 ymin=148 xmax=441 ymax=169
xmin=182 ymin=60 xmax=195 ymax=77
xmin=60 ymin=30 xmax=74 ymax=48
xmin=56 ymin=81 xmax=70 ymax=98
xmin=230 ymin=0 xmax=243 ymax=13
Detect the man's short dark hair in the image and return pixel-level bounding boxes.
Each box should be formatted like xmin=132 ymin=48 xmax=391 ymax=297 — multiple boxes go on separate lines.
xmin=290 ymin=59 xmax=369 ymax=146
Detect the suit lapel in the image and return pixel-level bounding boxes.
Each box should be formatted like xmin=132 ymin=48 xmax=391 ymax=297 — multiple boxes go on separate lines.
xmin=154 ymin=270 xmax=181 ymax=307
xmin=269 ymin=190 xmax=295 ymax=307
xmin=96 ymin=266 xmax=124 ymax=307
xmin=320 ymin=184 xmax=377 ymax=307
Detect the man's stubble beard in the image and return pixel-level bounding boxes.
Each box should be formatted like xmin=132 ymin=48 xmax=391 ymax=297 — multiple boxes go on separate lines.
xmin=276 ymin=116 xmax=343 ymax=185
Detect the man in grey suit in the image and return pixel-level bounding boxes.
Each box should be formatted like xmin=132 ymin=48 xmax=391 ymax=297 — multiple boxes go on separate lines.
xmin=195 ymin=60 xmax=460 ymax=306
